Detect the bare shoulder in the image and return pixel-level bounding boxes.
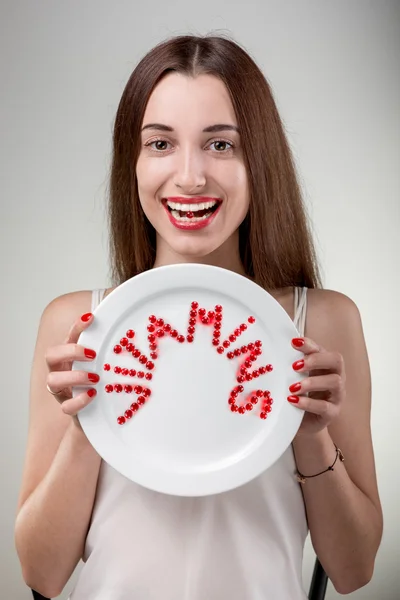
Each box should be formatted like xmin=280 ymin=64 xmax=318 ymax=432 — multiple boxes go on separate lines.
xmin=306 ymin=288 xmax=360 ymax=318
xmin=42 ymin=290 xmax=92 ymax=328
xmin=41 ymin=286 xmax=115 ymax=336
xmin=305 ymin=288 xmax=363 ymax=346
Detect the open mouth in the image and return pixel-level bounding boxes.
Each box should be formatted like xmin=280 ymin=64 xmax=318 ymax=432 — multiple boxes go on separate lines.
xmin=163 ymin=199 xmax=221 ymax=223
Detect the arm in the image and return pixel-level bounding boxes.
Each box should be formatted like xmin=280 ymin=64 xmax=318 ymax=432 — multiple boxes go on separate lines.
xmin=290 ymin=290 xmax=383 ymax=594
xmin=15 ymin=293 xmax=102 ymax=598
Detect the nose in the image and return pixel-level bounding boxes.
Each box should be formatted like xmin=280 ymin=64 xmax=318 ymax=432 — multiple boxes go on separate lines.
xmin=173 ymin=146 xmax=206 ymax=193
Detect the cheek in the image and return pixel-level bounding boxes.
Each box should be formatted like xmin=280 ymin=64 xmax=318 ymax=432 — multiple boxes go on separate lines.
xmin=216 ymin=161 xmax=248 ymax=192
xmin=236 ymin=167 xmax=249 ymax=196
xmin=136 ymin=157 xmax=169 ymax=196
xmin=222 ymin=163 xmax=249 ymax=212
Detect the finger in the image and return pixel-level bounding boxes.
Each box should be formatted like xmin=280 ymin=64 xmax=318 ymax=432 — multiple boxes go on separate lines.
xmin=47 ymin=370 xmax=100 ymax=395
xmin=64 ymin=312 xmax=94 ymax=345
xmin=292 ymin=350 xmax=344 ymax=375
xmin=45 ymin=342 xmax=97 ymax=370
xmin=291 ymin=337 xmax=323 ymax=355
xmin=60 ymin=388 xmax=97 ymax=416
xmin=45 ymin=311 xmax=95 ymax=369
xmin=287 ymin=394 xmax=339 ymax=419
xmin=289 ymin=373 xmax=344 ymax=401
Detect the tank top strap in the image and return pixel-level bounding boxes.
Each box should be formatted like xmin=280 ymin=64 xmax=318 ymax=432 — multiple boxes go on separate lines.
xmin=91 ymin=288 xmax=107 ymax=313
xmin=293 ymin=286 xmax=308 ymax=337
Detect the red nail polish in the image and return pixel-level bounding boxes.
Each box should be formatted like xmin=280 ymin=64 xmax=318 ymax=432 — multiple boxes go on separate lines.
xmin=292 ymin=359 xmax=304 ymax=371
xmin=289 ymin=382 xmax=302 ymax=393
xmin=81 ymin=313 xmax=93 ymax=322
xmin=87 ymin=388 xmax=97 ymax=398
xmin=84 ymin=348 xmax=96 ymax=359
xmin=88 ymin=373 xmax=100 ymax=383
xmin=287 ymin=395 xmax=299 ymax=403
xmin=292 ymin=338 xmax=304 ymax=347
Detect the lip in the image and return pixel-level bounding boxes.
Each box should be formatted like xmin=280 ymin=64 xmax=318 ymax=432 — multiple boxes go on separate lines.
xmin=162 ymin=197 xmax=222 ymax=231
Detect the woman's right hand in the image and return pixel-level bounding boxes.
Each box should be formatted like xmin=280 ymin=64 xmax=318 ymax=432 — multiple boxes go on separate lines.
xmin=45 ymin=312 xmax=99 ymax=418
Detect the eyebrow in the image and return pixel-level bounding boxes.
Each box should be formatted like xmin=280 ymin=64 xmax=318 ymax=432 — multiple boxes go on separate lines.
xmin=141 ymin=123 xmax=240 ymax=134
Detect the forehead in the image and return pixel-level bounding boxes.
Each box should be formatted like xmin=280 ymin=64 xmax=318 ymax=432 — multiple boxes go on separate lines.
xmin=142 ymin=73 xmax=237 ymax=127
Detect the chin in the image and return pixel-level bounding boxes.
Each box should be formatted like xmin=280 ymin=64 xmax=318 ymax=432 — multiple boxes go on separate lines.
xmin=166 ymin=236 xmax=225 ymax=259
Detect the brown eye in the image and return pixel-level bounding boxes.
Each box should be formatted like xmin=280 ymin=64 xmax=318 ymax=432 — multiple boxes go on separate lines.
xmin=209 ymin=140 xmax=234 ymax=152
xmin=145 ymin=139 xmax=171 ymax=152
xmin=154 ymin=140 xmax=168 ymax=151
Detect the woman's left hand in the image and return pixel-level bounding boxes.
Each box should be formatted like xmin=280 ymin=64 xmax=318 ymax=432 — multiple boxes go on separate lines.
xmin=287 ymin=337 xmax=346 ymax=436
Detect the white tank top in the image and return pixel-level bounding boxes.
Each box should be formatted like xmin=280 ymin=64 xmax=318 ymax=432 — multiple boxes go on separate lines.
xmin=69 ymin=287 xmax=309 ymax=600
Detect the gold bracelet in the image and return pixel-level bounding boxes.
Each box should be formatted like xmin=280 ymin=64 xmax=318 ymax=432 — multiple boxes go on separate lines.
xmin=296 ymin=444 xmax=344 ymax=484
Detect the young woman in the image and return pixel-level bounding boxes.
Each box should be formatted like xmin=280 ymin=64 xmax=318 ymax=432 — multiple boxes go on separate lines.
xmin=15 ymin=35 xmax=382 ymax=599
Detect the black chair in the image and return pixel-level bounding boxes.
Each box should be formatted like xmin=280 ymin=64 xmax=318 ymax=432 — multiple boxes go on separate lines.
xmin=31 ymin=557 xmax=328 ymax=600
xmin=308 ymin=558 xmax=329 ymax=599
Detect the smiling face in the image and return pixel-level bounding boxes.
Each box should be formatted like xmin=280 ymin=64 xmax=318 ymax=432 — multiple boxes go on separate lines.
xmin=135 ymin=73 xmax=250 ymax=268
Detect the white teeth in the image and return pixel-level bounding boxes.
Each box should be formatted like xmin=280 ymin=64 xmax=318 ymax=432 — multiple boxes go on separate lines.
xmin=171 ymin=210 xmax=212 ymax=222
xmin=167 ymin=200 xmax=217 ymax=212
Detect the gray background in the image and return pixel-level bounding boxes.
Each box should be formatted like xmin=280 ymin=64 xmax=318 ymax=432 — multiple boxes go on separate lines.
xmin=1 ymin=0 xmax=399 ymax=598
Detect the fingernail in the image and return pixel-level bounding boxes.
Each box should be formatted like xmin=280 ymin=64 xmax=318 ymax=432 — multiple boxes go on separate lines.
xmin=292 ymin=359 xmax=304 ymax=371
xmin=292 ymin=338 xmax=305 ymax=347
xmin=81 ymin=313 xmax=93 ymax=322
xmin=87 ymin=388 xmax=97 ymax=398
xmin=88 ymin=373 xmax=100 ymax=383
xmin=84 ymin=348 xmax=96 ymax=359
xmin=287 ymin=395 xmax=299 ymax=403
xmin=289 ymin=382 xmax=302 ymax=393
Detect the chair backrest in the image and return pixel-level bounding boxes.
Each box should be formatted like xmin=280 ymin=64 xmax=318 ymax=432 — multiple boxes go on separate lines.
xmin=308 ymin=558 xmax=329 ymax=600
xmin=31 ymin=590 xmax=50 ymax=600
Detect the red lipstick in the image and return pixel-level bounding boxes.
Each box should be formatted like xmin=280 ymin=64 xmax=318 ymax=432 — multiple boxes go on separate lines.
xmin=162 ymin=197 xmax=222 ymax=231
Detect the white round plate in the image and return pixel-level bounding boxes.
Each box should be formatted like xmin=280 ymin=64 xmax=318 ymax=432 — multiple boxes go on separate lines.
xmin=74 ymin=264 xmax=305 ymax=496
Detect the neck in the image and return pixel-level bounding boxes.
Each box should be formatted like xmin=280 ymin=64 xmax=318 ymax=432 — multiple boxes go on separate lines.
xmin=153 ymin=233 xmax=247 ymax=278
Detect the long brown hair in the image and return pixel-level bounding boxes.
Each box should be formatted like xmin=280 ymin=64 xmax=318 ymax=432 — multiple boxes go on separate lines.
xmin=108 ymin=34 xmax=322 ymax=290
